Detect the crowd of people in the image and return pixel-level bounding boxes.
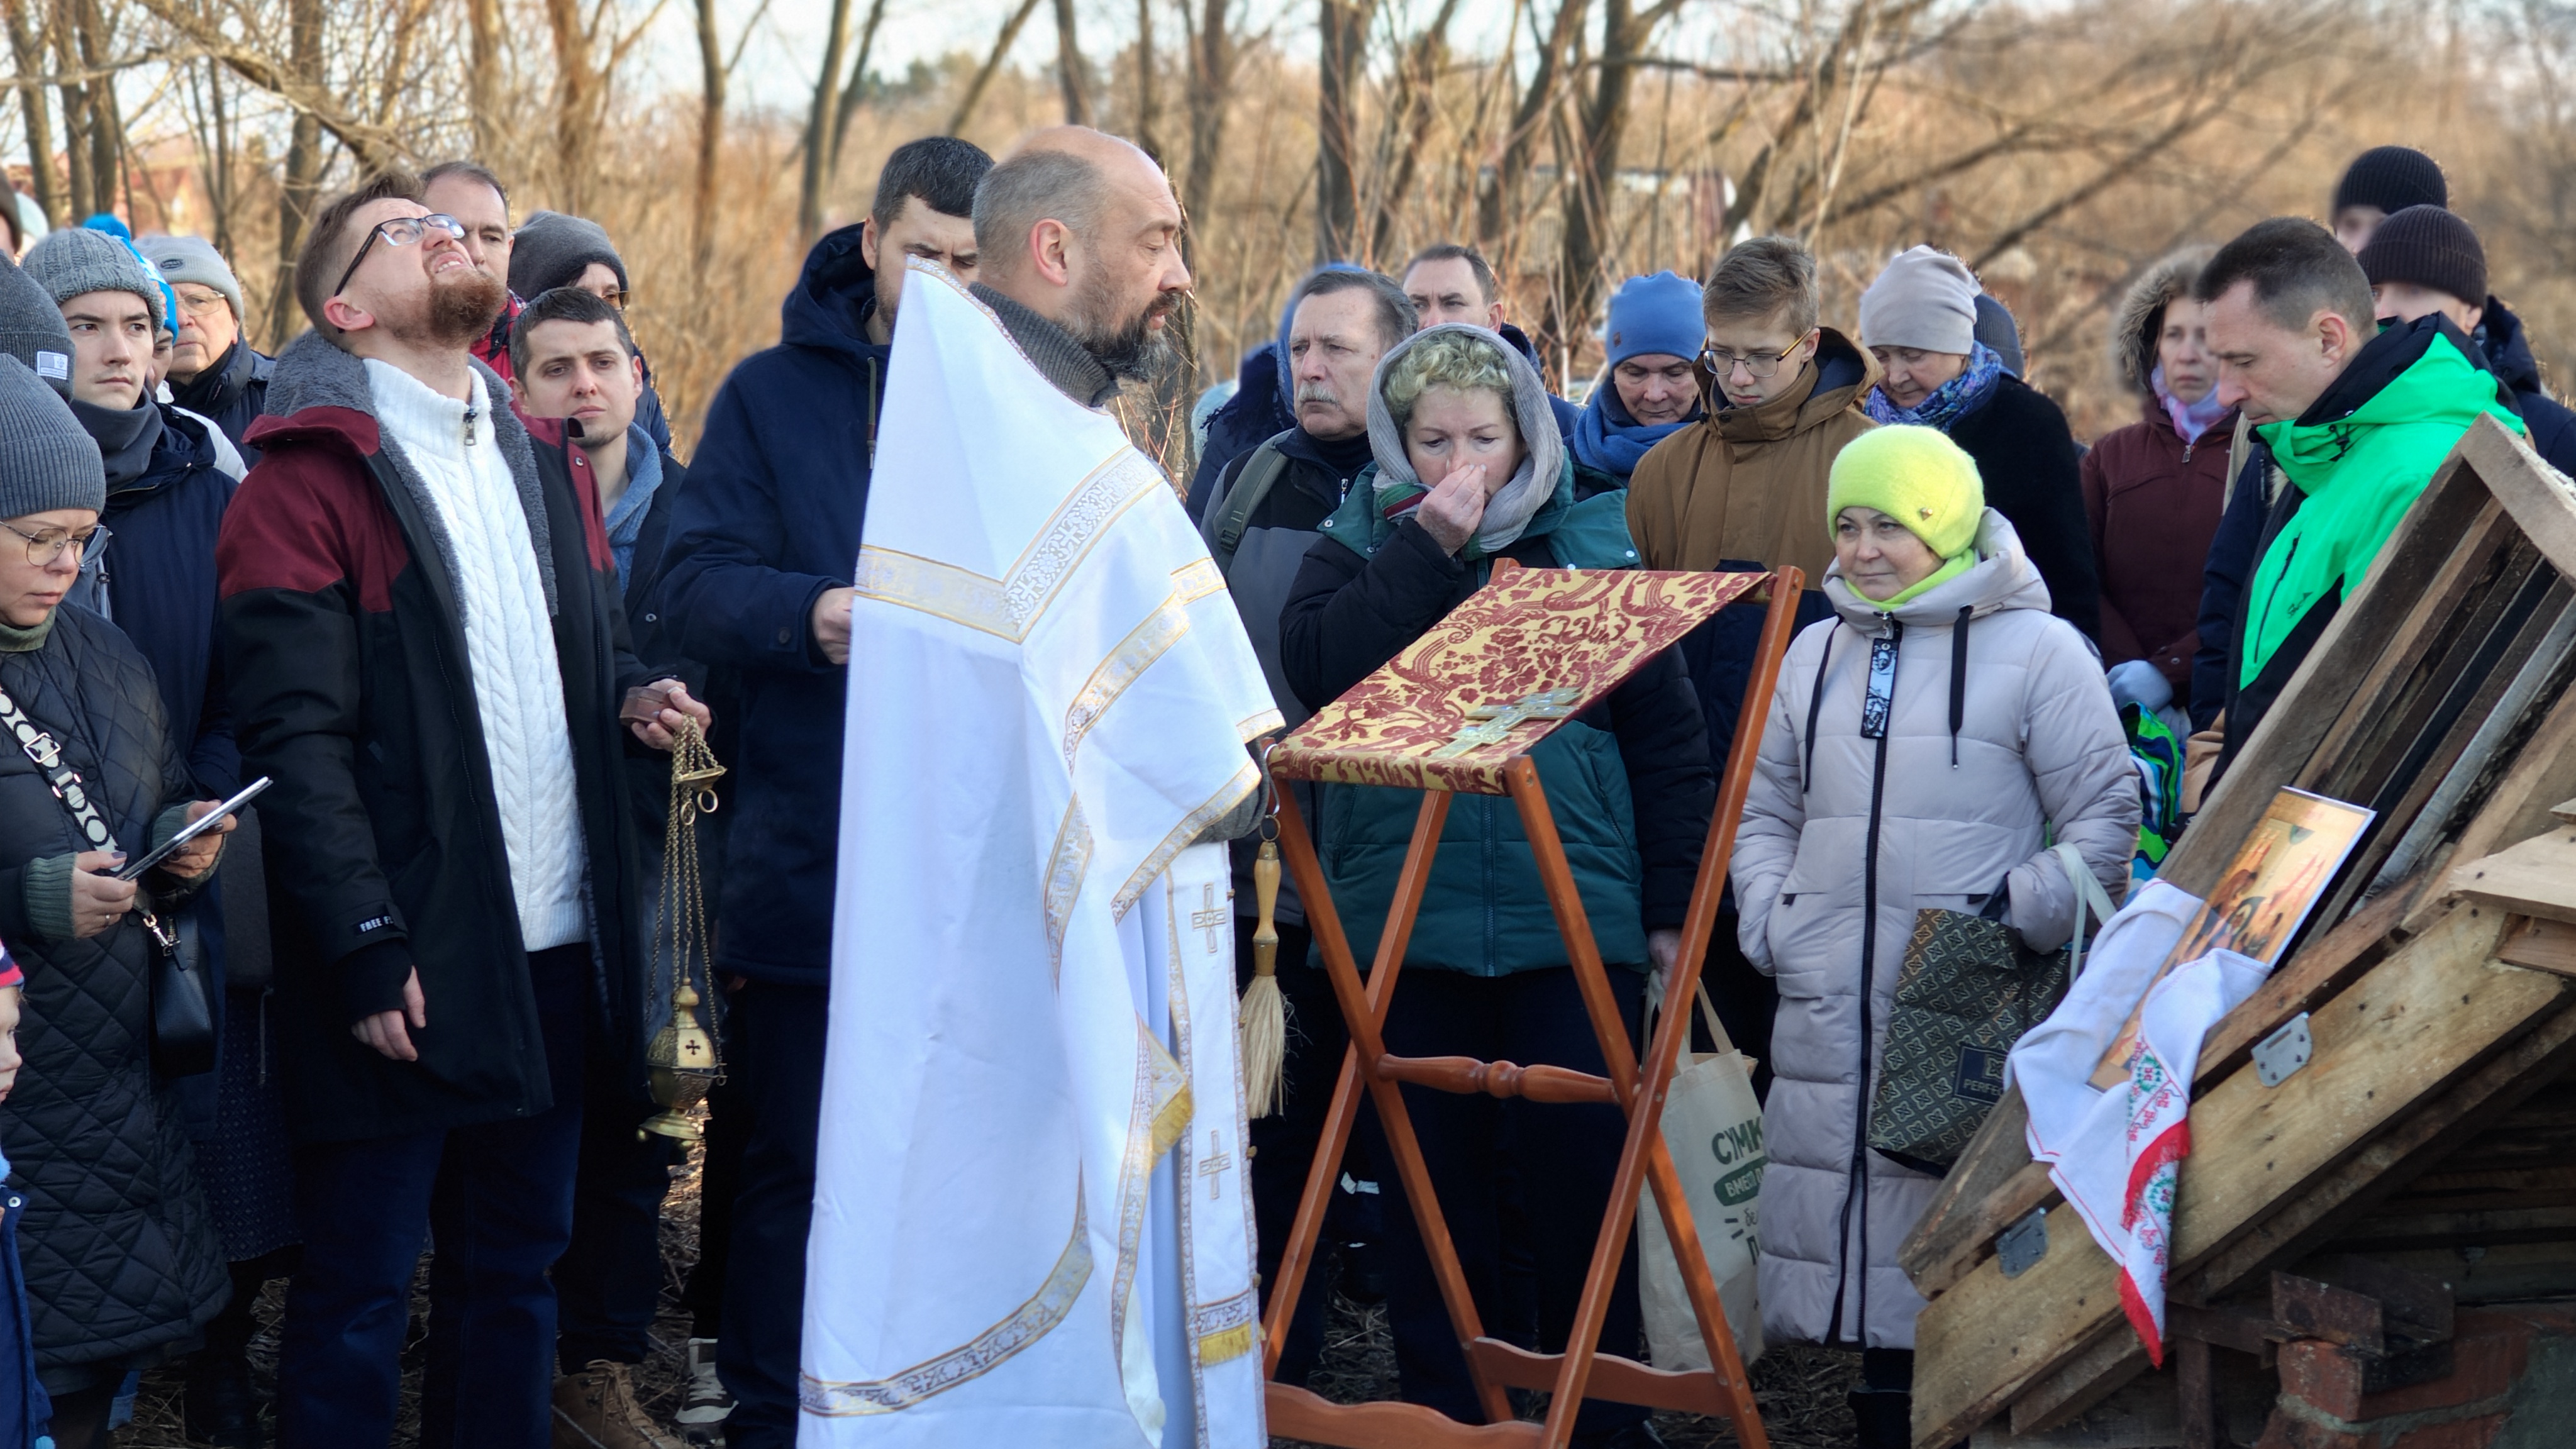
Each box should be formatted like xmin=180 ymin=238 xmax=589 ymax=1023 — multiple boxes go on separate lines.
xmin=0 ymin=127 xmax=2550 ymax=1449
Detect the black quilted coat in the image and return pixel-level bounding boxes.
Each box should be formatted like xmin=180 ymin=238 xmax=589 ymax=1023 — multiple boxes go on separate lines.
xmin=0 ymin=607 xmax=228 ymax=1368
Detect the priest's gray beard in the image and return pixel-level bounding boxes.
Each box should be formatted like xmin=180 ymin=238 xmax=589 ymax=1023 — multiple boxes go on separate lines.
xmin=1069 ymin=276 xmax=1181 ymax=382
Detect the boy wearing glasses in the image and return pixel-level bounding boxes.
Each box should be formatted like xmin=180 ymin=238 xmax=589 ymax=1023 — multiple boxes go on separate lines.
xmin=1621 ymin=234 xmax=1879 ymax=1081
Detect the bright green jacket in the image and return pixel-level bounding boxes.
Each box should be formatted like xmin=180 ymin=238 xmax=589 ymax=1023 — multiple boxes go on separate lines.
xmin=2244 ymin=330 xmax=2523 ymax=686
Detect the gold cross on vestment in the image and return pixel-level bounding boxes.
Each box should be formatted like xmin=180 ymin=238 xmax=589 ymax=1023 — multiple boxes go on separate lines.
xmin=1191 ymin=884 xmax=1228 ymax=953
xmin=1197 ymin=1130 xmax=1233 ymax=1201
xmin=1429 ymin=688 xmax=1582 ymax=759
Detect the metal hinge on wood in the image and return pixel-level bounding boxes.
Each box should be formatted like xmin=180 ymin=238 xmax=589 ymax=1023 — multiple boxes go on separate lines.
xmin=2253 ymin=1013 xmax=2312 ymax=1087
xmin=1999 ymin=1208 xmax=2048 ymax=1278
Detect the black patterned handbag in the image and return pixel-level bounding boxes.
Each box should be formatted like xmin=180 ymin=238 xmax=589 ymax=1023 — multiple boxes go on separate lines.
xmin=1868 ymin=843 xmax=2113 ymax=1175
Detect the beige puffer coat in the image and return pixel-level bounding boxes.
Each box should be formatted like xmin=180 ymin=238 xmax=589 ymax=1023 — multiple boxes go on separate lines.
xmin=1731 ymin=508 xmax=2137 ymax=1350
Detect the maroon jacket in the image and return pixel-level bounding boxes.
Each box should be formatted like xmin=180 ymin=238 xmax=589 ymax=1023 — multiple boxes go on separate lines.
xmin=217 ymin=330 xmax=650 ymax=1142
xmin=2079 ymin=396 xmax=2232 ymax=689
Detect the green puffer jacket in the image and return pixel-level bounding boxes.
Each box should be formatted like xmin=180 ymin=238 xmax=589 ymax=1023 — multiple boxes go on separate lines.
xmin=1277 ymin=458 xmax=1716 ymax=976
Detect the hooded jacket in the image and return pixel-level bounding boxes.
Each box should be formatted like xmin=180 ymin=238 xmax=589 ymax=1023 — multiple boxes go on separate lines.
xmin=2476 ymin=298 xmax=2576 ymax=475
xmin=653 ymin=223 xmax=888 ymax=986
xmin=1279 ymin=326 xmax=1713 ymax=974
xmin=0 ymin=608 xmax=230 ymax=1368
xmin=2216 ymin=315 xmax=2524 ymax=776
xmin=1731 ymin=509 xmax=2135 ymax=1349
xmin=217 ymin=331 xmax=652 ymax=1142
xmin=1625 ymin=328 xmax=1876 ymax=762
xmin=168 ymin=339 xmax=276 ymax=465
xmin=2081 ymin=252 xmax=2235 ymax=690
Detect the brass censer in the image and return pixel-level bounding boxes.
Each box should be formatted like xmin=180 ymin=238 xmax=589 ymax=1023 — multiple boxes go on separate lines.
xmin=641 ymin=716 xmax=726 ymax=1142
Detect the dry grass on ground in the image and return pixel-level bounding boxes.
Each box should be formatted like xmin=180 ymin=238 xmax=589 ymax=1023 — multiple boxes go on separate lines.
xmin=111 ymin=1152 xmax=1854 ymax=1447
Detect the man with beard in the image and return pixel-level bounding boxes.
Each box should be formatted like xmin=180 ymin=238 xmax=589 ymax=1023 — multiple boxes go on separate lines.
xmin=651 ymin=133 xmax=989 ymax=1449
xmin=796 ymin=123 xmax=1274 ymax=1448
xmin=214 ymin=170 xmax=709 ymax=1448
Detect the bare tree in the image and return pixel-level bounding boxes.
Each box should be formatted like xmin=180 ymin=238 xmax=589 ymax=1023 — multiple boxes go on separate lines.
xmin=799 ymin=0 xmax=856 ymax=236
xmin=949 ymin=0 xmax=1045 ymax=136
xmin=1315 ymin=0 xmax=1373 ymax=258
xmin=1179 ymin=0 xmax=1239 ymax=257
xmin=1133 ymin=0 xmax=1161 ymax=157
xmin=1554 ymin=0 xmax=1684 ymax=343
xmin=1367 ymin=0 xmax=1462 ymax=263
xmin=5 ymin=0 xmax=60 ymax=223
xmin=469 ymin=0 xmax=501 ymax=157
xmin=1479 ymin=0 xmax=1590 ymax=249
xmin=269 ymin=0 xmax=325 ymax=349
xmin=1053 ymin=0 xmax=1093 ymax=125
xmin=826 ymin=0 xmax=889 ymax=177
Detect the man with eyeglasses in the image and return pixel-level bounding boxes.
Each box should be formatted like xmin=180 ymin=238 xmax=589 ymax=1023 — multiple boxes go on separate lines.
xmin=1622 ymin=235 xmax=1879 ymax=1080
xmin=508 ymin=210 xmax=674 ymax=452
xmin=138 ymin=233 xmax=275 ymax=463
xmin=422 ymin=159 xmax=527 ymax=387
xmin=214 ymin=169 xmax=710 ymax=1449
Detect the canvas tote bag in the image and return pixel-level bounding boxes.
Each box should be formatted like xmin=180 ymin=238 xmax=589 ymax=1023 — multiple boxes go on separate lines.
xmin=1637 ymin=984 xmax=1767 ymax=1371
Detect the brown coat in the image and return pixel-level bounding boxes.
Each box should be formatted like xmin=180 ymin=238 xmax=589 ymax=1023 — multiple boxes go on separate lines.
xmin=1626 ymin=327 xmax=1879 ymax=581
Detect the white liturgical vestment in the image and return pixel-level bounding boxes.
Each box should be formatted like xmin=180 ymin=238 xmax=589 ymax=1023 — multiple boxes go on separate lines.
xmin=799 ymin=260 xmax=1279 ymax=1448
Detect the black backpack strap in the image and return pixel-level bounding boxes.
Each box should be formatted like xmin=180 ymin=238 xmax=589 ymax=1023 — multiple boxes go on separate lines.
xmin=1202 ymin=436 xmax=1294 ymax=572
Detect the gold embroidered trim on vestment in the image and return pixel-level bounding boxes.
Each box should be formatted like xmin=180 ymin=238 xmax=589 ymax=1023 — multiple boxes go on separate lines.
xmin=1040 ymin=801 xmax=1092 ymax=984
xmin=796 ymin=1184 xmax=1092 ymax=1416
xmin=1060 ymin=559 xmax=1229 ymax=771
xmin=1112 ymin=760 xmax=1260 ymax=923
xmin=852 ymin=450 xmax=1162 ymax=641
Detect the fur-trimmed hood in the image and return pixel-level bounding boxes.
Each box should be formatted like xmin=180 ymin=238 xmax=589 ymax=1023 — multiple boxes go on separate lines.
xmin=2111 ymin=246 xmax=2215 ymax=398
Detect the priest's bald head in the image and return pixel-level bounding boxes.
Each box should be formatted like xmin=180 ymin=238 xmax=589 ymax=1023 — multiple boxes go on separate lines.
xmin=973 ymin=126 xmax=1191 ymax=380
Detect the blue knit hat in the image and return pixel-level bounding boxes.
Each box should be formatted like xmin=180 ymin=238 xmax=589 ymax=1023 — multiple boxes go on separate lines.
xmin=1603 ymin=271 xmax=1703 ymax=368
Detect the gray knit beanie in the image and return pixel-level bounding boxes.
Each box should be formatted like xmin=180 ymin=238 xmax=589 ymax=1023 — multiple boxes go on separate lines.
xmin=0 ymin=355 xmax=107 ymax=518
xmin=1858 ymin=245 xmax=1980 ymax=355
xmin=20 ymin=226 xmax=165 ymax=333
xmin=0 ymin=252 xmax=76 ymax=400
xmin=508 ymin=211 xmax=628 ymax=301
xmin=139 ymin=233 xmax=244 ymax=321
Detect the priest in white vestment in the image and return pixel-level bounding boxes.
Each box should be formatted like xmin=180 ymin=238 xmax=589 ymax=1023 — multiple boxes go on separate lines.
xmin=800 ymin=129 xmax=1279 ymax=1448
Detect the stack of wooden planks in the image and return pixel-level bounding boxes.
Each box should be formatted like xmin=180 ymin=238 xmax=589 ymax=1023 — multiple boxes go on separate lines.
xmin=1902 ymin=417 xmax=2576 ymax=1446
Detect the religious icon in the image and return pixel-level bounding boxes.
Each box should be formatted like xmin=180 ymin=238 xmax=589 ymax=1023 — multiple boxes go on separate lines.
xmin=2089 ymin=787 xmax=2373 ymax=1088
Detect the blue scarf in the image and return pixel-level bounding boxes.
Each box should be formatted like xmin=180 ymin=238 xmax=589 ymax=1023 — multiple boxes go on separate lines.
xmin=602 ymin=423 xmax=665 ymax=589
xmin=2153 ymin=364 xmax=2229 ymax=444
xmin=1570 ymin=383 xmax=1694 ymax=479
xmin=1864 ymin=340 xmax=2005 ymax=432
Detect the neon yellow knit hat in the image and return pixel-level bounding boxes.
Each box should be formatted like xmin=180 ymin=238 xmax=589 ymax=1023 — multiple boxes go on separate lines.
xmin=1826 ymin=425 xmax=1985 ymax=557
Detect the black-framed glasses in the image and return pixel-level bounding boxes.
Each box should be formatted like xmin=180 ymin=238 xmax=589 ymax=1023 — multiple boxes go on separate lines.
xmin=2 ymin=520 xmax=111 ymax=568
xmin=332 ymin=213 xmax=468 ymax=301
xmin=1699 ymin=336 xmax=1811 ymax=381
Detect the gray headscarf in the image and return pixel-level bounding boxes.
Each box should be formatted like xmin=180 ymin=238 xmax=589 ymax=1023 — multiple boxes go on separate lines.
xmin=1364 ymin=323 xmax=1565 ymax=556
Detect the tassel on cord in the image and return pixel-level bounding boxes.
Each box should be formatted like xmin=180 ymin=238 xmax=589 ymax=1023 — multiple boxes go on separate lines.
xmin=1239 ymin=835 xmax=1287 ymax=1117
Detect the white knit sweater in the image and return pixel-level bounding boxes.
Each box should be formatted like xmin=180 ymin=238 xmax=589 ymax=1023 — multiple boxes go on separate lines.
xmin=367 ymin=360 xmax=588 ymax=953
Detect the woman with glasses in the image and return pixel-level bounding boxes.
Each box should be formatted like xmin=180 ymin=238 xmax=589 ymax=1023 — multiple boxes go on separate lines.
xmin=1857 ymin=246 xmax=2100 ymax=641
xmin=0 ymin=355 xmax=233 ymax=1449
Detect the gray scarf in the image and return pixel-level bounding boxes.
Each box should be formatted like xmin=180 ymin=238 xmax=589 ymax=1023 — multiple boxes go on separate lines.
xmin=70 ymin=396 xmax=163 ymax=490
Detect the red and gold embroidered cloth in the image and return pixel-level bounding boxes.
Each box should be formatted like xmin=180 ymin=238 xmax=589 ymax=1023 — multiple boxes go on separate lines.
xmin=1268 ymin=569 xmax=1768 ymax=794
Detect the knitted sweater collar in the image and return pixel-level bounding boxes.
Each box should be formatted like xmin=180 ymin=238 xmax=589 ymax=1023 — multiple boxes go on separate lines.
xmin=969 ymin=283 xmax=1121 ymax=409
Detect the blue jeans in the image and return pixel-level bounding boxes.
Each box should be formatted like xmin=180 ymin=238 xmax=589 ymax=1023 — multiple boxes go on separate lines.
xmin=275 ymin=945 xmax=588 ymax=1449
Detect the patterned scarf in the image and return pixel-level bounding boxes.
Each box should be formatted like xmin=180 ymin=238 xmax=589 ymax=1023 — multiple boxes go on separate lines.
xmin=2152 ymin=364 xmax=2229 ymax=445
xmin=1863 ymin=340 xmax=2004 ymax=433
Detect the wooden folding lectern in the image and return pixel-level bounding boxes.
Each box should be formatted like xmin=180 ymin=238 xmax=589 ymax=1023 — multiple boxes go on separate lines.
xmin=1258 ymin=562 xmax=1800 ymax=1449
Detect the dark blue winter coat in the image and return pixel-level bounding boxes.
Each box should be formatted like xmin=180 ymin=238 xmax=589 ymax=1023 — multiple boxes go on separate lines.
xmin=652 ymin=224 xmax=887 ymax=987
xmin=71 ymin=406 xmax=240 ymax=796
xmin=2479 ymin=299 xmax=2576 ymax=475
xmin=168 ymin=340 xmax=275 ymax=467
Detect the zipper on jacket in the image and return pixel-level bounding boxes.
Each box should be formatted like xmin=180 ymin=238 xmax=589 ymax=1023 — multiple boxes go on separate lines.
xmin=1828 ymin=614 xmax=1899 ymax=1345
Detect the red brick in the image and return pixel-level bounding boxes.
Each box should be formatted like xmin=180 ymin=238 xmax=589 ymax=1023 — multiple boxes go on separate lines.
xmin=2277 ymin=1340 xmax=2366 ymax=1420
xmin=2257 ymin=1409 xmax=2362 ymax=1449
xmin=2355 ymin=1311 xmax=2533 ymax=1418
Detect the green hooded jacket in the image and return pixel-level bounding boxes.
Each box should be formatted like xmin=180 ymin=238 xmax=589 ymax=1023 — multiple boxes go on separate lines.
xmin=2243 ymin=326 xmax=2524 ymax=686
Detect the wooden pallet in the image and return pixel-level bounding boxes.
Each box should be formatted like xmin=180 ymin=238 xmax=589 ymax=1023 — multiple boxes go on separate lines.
xmin=1902 ymin=416 xmax=2576 ymax=1446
